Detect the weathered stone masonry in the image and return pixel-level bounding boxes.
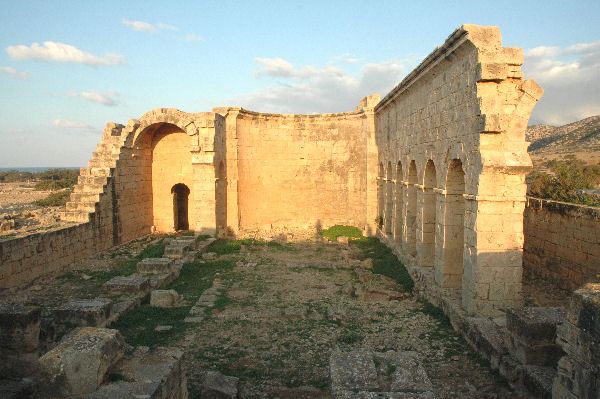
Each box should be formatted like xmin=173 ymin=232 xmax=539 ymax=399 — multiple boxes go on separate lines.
xmin=0 ymin=24 xmax=545 ymax=321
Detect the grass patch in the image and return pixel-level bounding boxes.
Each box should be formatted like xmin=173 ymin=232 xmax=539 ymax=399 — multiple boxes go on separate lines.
xmin=321 ymin=225 xmax=363 ymax=241
xmin=208 ymin=239 xmax=241 ymax=254
xmin=33 ymin=189 xmax=71 ymax=206
xmin=113 ymin=259 xmax=235 ymax=347
xmin=352 ymin=237 xmax=414 ymax=292
xmin=136 ymin=240 xmax=165 ymax=259
xmin=337 ymin=330 xmax=364 ymax=344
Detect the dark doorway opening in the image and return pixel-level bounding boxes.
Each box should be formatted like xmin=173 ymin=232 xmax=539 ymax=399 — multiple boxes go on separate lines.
xmin=171 ymin=183 xmax=190 ymax=231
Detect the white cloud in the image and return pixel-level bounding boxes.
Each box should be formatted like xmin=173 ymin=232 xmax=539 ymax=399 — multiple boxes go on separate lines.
xmin=72 ymin=91 xmax=119 ymax=106
xmin=6 ymin=41 xmax=125 ymax=67
xmin=52 ymin=118 xmax=94 ymax=131
xmin=230 ymin=57 xmax=407 ymax=113
xmin=524 ymin=40 xmax=600 ymax=125
xmin=183 ymin=33 xmax=204 ymax=42
xmin=0 ymin=66 xmax=29 ymax=79
xmin=122 ymin=19 xmax=180 ymax=33
xmin=122 ymin=19 xmax=156 ymax=32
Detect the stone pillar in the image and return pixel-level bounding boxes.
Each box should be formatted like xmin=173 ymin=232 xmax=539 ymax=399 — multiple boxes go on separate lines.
xmin=434 ymin=189 xmax=465 ymax=289
xmin=402 ymin=181 xmax=417 ymax=256
xmin=384 ymin=178 xmax=394 ymax=235
xmin=191 ymin=156 xmax=216 ymax=235
xmin=461 ymin=194 xmax=525 ymax=316
xmin=393 ymin=180 xmax=404 ymax=245
xmin=416 ymin=185 xmax=436 ymax=267
xmin=363 ymin=102 xmax=379 ymax=236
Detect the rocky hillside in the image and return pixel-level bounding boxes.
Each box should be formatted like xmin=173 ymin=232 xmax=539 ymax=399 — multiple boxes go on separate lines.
xmin=527 ymin=115 xmax=600 ymax=166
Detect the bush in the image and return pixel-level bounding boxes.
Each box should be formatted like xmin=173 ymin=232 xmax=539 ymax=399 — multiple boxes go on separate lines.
xmin=33 ymin=190 xmax=72 ymax=207
xmin=321 ymin=225 xmax=363 ymax=241
xmin=527 ymin=160 xmax=600 ymax=207
xmin=0 ymin=168 xmax=78 ymax=190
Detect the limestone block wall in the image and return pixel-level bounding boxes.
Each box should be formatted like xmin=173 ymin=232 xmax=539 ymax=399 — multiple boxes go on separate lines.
xmin=375 ymin=24 xmax=542 ymax=316
xmin=523 ymin=197 xmax=600 ymax=290
xmin=221 ymin=107 xmax=376 ymax=234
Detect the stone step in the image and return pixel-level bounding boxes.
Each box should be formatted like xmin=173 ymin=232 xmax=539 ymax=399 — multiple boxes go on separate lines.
xmin=70 ymin=192 xmax=101 ymax=203
xmin=78 ymin=175 xmax=108 ymax=186
xmin=73 ymin=183 xmax=106 ymax=194
xmin=65 ymin=200 xmax=97 ymax=212
xmin=81 ymin=347 xmax=186 ymax=399
xmin=80 ymin=167 xmax=112 ymax=177
xmin=39 ymin=327 xmax=126 ymax=396
xmin=61 ymin=210 xmax=91 ymax=223
xmin=103 ymin=274 xmax=151 ymax=294
xmin=137 ymin=258 xmax=173 ymax=275
xmin=88 ymin=159 xmax=116 ymax=169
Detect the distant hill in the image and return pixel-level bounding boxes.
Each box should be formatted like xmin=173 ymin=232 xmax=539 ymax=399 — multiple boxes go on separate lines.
xmin=526 ymin=115 xmax=600 ymax=167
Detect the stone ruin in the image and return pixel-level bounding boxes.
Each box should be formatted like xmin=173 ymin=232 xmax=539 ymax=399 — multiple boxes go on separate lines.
xmin=0 ymin=24 xmax=599 ymax=398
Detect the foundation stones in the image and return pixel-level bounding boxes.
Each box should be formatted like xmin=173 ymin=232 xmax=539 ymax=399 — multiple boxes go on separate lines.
xmin=505 ymin=306 xmax=565 ymax=367
xmin=54 ymin=298 xmax=112 ymax=328
xmin=39 ymin=327 xmax=126 ymax=396
xmin=150 ymin=289 xmax=181 ymax=308
xmin=330 ymin=350 xmax=435 ymax=398
xmin=137 ymin=257 xmax=173 ymax=274
xmin=103 ymin=274 xmax=151 ymax=293
xmin=553 ymin=283 xmax=600 ymax=399
xmin=0 ymin=303 xmax=40 ymax=357
xmin=82 ymin=347 xmax=187 ymax=399
xmin=201 ymin=371 xmax=239 ymax=399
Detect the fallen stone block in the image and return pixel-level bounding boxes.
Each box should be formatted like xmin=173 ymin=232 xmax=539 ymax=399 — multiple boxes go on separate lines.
xmin=39 ymin=327 xmax=125 ymax=396
xmin=103 ymin=274 xmax=150 ymax=293
xmin=137 ymin=257 xmax=173 ymax=274
xmin=0 ymin=378 xmax=36 ymax=399
xmin=42 ymin=298 xmax=113 ymax=346
xmin=0 ymin=303 xmax=40 ymax=356
xmin=361 ymin=258 xmax=374 ymax=269
xmin=522 ymin=365 xmax=555 ymax=399
xmin=378 ymin=351 xmax=434 ymax=393
xmin=201 ymin=371 xmax=239 ymax=399
xmin=150 ymin=289 xmax=181 ymax=308
xmin=566 ymin=283 xmax=600 ymax=340
xmin=82 ymin=347 xmax=186 ymax=399
xmin=330 ymin=350 xmax=379 ymax=394
xmin=505 ymin=307 xmax=565 ymax=367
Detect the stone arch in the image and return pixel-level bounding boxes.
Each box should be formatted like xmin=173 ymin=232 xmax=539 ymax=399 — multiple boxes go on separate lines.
xmin=384 ymin=161 xmax=394 ymax=235
xmin=393 ymin=161 xmax=404 ymax=244
xmin=404 ymin=160 xmax=418 ymax=256
xmin=171 ymin=183 xmax=190 ymax=231
xmin=417 ymin=160 xmax=437 ymax=267
xmin=435 ymin=159 xmax=466 ymax=289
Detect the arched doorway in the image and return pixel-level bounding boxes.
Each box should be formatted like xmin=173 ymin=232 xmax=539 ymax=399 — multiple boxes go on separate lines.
xmin=171 ymin=183 xmax=190 ymax=231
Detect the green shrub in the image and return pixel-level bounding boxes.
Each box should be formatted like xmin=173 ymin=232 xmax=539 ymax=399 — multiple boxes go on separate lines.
xmin=527 ymin=160 xmax=600 ymax=207
xmin=33 ymin=190 xmax=71 ymax=207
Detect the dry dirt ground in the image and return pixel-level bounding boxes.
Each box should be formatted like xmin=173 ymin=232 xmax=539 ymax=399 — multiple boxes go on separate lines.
xmin=0 ymin=182 xmax=66 ymax=239
xmin=0 ymin=236 xmax=527 ymax=398
xmin=182 ymin=240 xmax=521 ymax=398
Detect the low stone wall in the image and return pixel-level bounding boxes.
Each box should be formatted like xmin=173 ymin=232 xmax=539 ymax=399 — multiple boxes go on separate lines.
xmin=0 ymin=176 xmax=119 ymax=288
xmin=523 ymin=197 xmax=600 ymax=291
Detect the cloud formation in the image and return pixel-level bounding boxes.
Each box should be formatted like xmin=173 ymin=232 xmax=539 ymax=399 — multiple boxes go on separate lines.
xmin=6 ymin=41 xmax=125 ymax=67
xmin=73 ymin=91 xmax=119 ymax=106
xmin=0 ymin=66 xmax=29 ymax=79
xmin=52 ymin=118 xmax=94 ymax=131
xmin=122 ymin=19 xmax=178 ymax=32
xmin=231 ymin=57 xmax=407 ymax=113
xmin=183 ymin=33 xmax=204 ymax=42
xmin=524 ymin=40 xmax=600 ymax=125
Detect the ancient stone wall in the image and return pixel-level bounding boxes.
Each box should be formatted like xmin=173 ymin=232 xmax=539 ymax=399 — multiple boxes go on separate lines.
xmin=524 ymin=197 xmax=600 ymax=290
xmin=375 ymin=24 xmax=542 ymax=316
xmin=214 ymin=106 xmax=376 ymax=235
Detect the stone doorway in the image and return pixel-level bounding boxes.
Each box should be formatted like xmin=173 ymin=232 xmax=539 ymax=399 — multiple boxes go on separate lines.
xmin=172 ymin=183 xmax=190 ymax=231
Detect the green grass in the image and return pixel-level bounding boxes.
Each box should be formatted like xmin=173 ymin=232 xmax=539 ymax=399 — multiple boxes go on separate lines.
xmin=352 ymin=237 xmax=414 ymax=292
xmin=136 ymin=240 xmax=165 ymax=259
xmin=208 ymin=239 xmax=241 ymax=254
xmin=321 ymin=225 xmax=363 ymax=241
xmin=113 ymin=259 xmax=235 ymax=347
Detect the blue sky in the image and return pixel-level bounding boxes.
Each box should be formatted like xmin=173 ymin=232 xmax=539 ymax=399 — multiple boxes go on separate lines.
xmin=1 ymin=1 xmax=599 ymax=167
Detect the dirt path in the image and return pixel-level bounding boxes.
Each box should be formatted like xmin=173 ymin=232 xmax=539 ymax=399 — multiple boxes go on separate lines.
xmin=183 ymin=240 xmax=521 ymax=398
